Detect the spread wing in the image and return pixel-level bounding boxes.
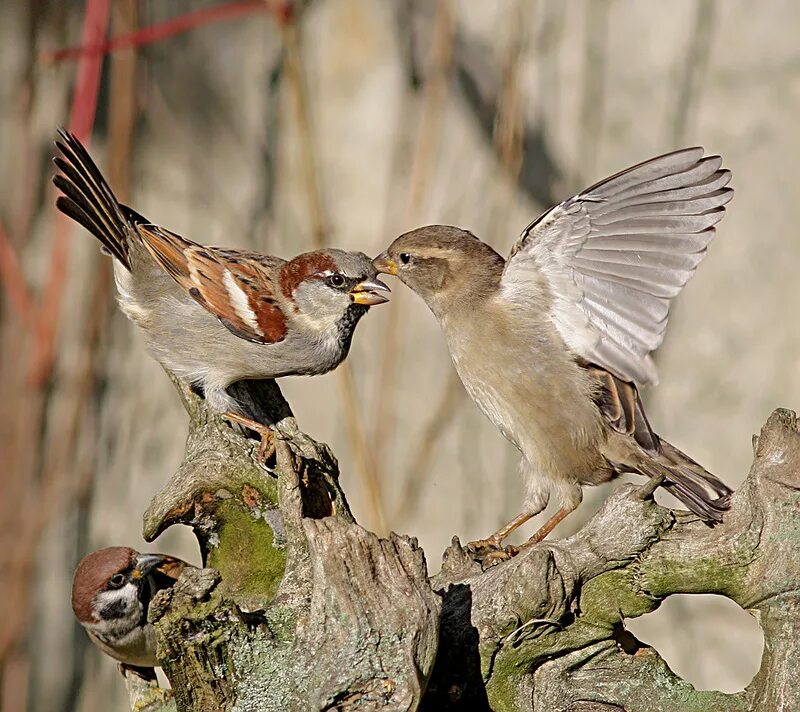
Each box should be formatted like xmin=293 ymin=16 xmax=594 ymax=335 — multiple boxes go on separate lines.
xmin=501 ymin=147 xmax=732 ymax=386
xmin=136 ymin=224 xmax=288 ymax=344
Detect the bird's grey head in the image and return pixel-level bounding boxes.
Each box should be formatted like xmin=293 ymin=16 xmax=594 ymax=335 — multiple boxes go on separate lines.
xmin=373 ymin=225 xmax=504 ymax=317
xmin=71 ymin=547 xmax=175 ymax=645
xmin=280 ymin=249 xmax=389 ymax=334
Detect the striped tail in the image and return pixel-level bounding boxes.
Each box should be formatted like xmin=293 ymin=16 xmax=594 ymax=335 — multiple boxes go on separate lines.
xmin=52 ymin=129 xmax=142 ymax=271
xmin=646 ymin=439 xmax=733 ymax=523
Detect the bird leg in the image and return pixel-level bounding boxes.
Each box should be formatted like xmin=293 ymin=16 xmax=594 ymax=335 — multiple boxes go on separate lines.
xmin=223 ymin=412 xmax=275 ymax=462
xmin=524 ymin=506 xmax=573 ymax=546
xmin=466 ymin=511 xmax=535 ymax=564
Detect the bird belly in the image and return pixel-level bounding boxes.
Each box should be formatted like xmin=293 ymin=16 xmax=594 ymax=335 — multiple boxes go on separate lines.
xmin=448 ymin=330 xmax=608 ymax=487
xmin=116 ymin=270 xmax=346 ymax=412
xmin=89 ymin=625 xmax=157 ymax=667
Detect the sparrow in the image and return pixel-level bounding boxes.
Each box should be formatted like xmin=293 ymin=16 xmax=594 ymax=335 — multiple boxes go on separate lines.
xmin=375 ymin=147 xmax=734 ymax=554
xmin=72 ymin=547 xmax=187 ymax=673
xmin=52 ymin=130 xmax=389 ymax=443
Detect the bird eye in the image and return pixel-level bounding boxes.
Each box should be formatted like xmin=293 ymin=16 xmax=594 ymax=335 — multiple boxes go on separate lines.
xmin=107 ymin=573 xmax=126 ymax=590
xmin=399 ymin=253 xmax=411 ymax=265
xmin=327 ymin=273 xmax=346 ymax=289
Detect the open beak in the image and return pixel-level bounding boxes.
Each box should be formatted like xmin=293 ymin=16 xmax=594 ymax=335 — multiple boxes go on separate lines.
xmin=132 ymin=553 xmax=182 ymax=580
xmin=350 ymin=277 xmax=390 ymax=306
xmin=373 ymin=252 xmax=398 ymax=276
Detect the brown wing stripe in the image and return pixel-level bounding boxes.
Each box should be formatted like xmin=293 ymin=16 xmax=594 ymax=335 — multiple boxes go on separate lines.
xmin=591 ymin=365 xmax=659 ymax=453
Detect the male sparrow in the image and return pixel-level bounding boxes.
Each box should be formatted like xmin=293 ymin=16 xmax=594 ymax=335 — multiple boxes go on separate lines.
xmin=72 ymin=547 xmax=187 ymax=671
xmin=52 ymin=130 xmax=389 ymax=431
xmin=375 ymin=147 xmax=733 ymax=553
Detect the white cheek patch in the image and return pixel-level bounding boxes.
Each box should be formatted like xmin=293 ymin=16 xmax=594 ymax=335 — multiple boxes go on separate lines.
xmin=223 ymin=269 xmax=260 ymax=333
xmin=89 ymin=584 xmax=143 ymax=642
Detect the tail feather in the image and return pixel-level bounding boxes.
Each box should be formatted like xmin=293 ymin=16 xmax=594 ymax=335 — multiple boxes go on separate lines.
xmin=645 ymin=439 xmax=733 ymax=523
xmin=52 ymin=129 xmax=134 ymax=270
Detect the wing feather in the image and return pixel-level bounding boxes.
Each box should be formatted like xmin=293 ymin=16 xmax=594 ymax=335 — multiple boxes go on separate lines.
xmin=502 ymin=147 xmax=732 ymax=386
xmin=137 ymin=224 xmax=287 ymax=344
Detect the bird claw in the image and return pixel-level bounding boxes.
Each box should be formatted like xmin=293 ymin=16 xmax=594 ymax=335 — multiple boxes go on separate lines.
xmin=465 ymin=538 xmax=520 ymax=568
xmin=222 ymin=412 xmax=276 ymax=464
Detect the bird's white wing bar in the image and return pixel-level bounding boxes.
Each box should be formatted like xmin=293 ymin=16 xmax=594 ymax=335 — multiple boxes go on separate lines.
xmin=501 ymin=147 xmax=733 ymax=387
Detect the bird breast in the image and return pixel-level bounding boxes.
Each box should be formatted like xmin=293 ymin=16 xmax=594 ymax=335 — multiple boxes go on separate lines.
xmin=443 ymin=301 xmax=606 ymax=482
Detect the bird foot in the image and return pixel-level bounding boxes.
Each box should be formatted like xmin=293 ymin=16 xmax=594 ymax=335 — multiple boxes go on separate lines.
xmin=223 ymin=412 xmax=276 ymax=463
xmin=465 ymin=538 xmax=520 ymax=567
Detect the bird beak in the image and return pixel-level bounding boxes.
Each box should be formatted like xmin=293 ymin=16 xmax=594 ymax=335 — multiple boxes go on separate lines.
xmin=350 ymin=277 xmax=390 ymax=306
xmin=132 ymin=553 xmax=178 ymax=580
xmin=372 ymin=252 xmax=398 ymax=276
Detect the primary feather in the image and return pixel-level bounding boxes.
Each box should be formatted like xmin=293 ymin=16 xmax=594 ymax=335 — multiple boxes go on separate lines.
xmin=502 ymin=148 xmax=732 ymax=386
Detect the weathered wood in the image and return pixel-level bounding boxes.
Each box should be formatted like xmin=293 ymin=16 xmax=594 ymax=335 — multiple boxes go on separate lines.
xmin=144 ymin=378 xmax=439 ymax=711
xmin=139 ymin=375 xmax=800 ymax=712
xmin=426 ymin=409 xmax=800 ymax=711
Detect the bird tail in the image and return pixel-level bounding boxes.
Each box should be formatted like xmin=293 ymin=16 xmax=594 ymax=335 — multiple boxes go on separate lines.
xmin=52 ymin=129 xmax=142 ymax=271
xmin=642 ymin=439 xmax=733 ymax=523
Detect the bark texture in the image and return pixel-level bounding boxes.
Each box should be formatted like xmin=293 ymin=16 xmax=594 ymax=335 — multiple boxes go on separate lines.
xmin=136 ymin=382 xmax=798 ymax=711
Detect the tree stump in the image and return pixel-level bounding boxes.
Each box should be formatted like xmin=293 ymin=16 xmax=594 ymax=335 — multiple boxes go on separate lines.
xmin=134 ymin=378 xmax=800 ymax=712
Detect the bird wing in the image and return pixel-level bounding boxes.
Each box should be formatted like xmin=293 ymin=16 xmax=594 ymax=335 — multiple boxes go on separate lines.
xmin=136 ymin=224 xmax=288 ymax=344
xmin=500 ymin=147 xmax=732 ymax=386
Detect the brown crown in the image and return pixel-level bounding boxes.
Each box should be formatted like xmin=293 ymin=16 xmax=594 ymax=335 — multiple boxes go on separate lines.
xmin=71 ymin=547 xmax=137 ymax=623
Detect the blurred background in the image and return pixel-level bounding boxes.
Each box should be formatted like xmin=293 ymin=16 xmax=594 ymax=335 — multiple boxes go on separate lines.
xmin=1 ymin=0 xmax=797 ymax=709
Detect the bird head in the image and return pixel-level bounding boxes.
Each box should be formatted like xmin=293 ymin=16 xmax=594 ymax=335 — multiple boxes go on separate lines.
xmin=280 ymin=249 xmax=390 ymax=332
xmin=71 ymin=547 xmax=184 ymax=664
xmin=374 ymin=225 xmax=504 ymax=318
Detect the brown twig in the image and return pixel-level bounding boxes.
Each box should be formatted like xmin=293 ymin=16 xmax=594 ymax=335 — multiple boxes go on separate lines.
xmin=573 ymin=0 xmax=610 ymax=187
xmin=371 ymin=0 xmax=455 ymax=484
xmin=391 ymin=373 xmax=464 ymax=524
xmin=0 ymin=0 xmax=136 ymax=676
xmin=388 ymin=2 xmax=530 ymax=528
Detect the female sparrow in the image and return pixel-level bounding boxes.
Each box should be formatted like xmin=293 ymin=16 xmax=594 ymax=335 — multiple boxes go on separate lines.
xmin=375 ymin=147 xmax=733 ymax=554
xmin=72 ymin=547 xmax=187 ymax=673
xmin=53 ymin=130 xmax=389 ymax=431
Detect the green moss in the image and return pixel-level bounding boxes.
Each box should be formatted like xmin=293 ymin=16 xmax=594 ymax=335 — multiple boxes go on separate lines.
xmin=637 ymin=555 xmax=747 ymax=601
xmin=580 ymin=569 xmax=659 ymax=623
xmin=207 ymin=498 xmax=286 ymax=604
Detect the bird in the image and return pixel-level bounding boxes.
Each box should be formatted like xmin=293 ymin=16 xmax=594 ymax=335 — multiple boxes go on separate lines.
xmin=71 ymin=547 xmax=188 ymax=675
xmin=52 ymin=130 xmax=389 ymax=448
xmin=374 ymin=147 xmax=734 ymax=556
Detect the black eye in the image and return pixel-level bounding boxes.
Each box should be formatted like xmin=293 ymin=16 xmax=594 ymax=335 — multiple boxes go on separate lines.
xmin=399 ymin=252 xmax=411 ymax=265
xmin=327 ymin=274 xmax=346 ymax=289
xmin=107 ymin=573 xmax=126 ymax=590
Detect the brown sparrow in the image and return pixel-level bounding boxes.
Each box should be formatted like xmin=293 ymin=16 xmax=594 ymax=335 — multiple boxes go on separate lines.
xmin=72 ymin=547 xmax=187 ymax=671
xmin=52 ymin=130 xmax=389 ymax=430
xmin=375 ymin=147 xmax=734 ymax=553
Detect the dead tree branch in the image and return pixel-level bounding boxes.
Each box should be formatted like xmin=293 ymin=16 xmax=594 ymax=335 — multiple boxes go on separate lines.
xmin=137 ymin=379 xmax=799 ymax=711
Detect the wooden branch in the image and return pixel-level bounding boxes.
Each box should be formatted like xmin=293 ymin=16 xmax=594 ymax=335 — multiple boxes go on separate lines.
xmin=426 ymin=409 xmax=800 ymax=711
xmin=139 ymin=368 xmax=799 ymax=712
xmin=143 ymin=376 xmax=439 ymax=711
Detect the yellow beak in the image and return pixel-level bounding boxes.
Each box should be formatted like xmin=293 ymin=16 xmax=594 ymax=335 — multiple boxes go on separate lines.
xmin=373 ymin=252 xmax=398 ymax=276
xmin=349 ymin=277 xmax=390 ymax=306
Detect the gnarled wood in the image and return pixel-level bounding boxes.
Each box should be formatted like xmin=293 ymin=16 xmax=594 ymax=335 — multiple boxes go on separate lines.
xmin=139 ymin=382 xmax=799 ymax=711
xmin=144 ymin=378 xmax=439 ymax=711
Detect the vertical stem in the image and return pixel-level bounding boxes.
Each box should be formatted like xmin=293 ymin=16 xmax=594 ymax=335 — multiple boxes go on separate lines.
xmin=279 ymin=8 xmax=387 ymax=532
xmin=371 ymin=0 xmax=455 ymax=495
xmin=30 ymin=0 xmax=111 ymax=384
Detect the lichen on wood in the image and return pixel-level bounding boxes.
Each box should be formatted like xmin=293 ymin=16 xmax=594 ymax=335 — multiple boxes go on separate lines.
xmin=136 ymin=374 xmax=800 ymax=712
